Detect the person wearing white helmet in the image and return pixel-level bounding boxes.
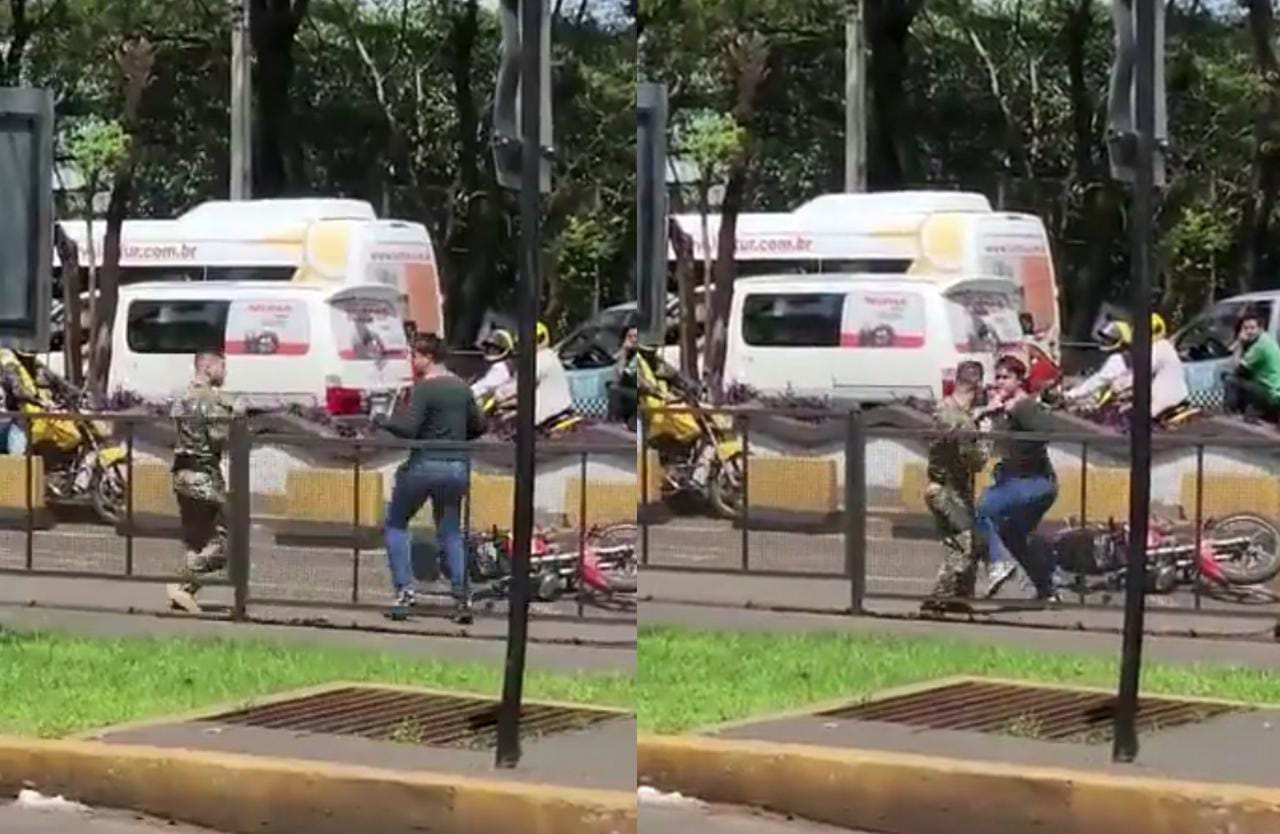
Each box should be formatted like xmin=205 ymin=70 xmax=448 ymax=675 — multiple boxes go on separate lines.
xmin=471 ymin=328 xmax=516 ymax=403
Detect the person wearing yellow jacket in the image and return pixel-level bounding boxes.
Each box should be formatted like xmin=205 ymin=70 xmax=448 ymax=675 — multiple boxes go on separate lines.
xmin=0 ymin=348 xmax=43 ymax=455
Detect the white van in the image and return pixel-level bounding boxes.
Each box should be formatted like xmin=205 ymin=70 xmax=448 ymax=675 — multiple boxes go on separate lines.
xmin=672 ymin=191 xmax=1060 ymax=354
xmin=108 ymin=281 xmax=413 ymax=414
xmin=724 ymin=273 xmax=1025 ymax=402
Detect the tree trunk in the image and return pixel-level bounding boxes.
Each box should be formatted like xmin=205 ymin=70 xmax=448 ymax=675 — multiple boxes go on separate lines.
xmin=52 ymin=223 xmax=84 ymax=387
xmin=1242 ymin=0 xmax=1280 ymax=290
xmin=865 ymin=0 xmax=925 ymax=188
xmin=1061 ymin=0 xmax=1115 ymax=341
xmin=1 ymin=0 xmax=30 ymax=85
xmin=250 ymin=0 xmax=310 ymax=197
xmin=703 ymin=34 xmax=769 ymax=399
xmin=668 ymin=217 xmax=699 ymax=379
xmin=88 ymin=38 xmax=154 ymax=396
xmin=444 ymin=0 xmax=495 ymax=344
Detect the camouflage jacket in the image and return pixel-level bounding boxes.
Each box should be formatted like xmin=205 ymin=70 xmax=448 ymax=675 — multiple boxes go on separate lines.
xmin=926 ymin=398 xmax=987 ymax=494
xmin=171 ymin=380 xmax=233 ymax=486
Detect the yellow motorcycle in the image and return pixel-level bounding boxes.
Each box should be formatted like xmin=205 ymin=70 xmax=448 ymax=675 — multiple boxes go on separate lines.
xmin=634 ymin=347 xmax=745 ymax=519
xmin=25 ymin=379 xmax=129 ymax=524
xmin=478 ymin=392 xmax=584 ymax=439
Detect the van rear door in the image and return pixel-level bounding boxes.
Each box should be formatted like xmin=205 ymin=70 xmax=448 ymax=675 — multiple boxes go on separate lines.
xmin=324 ymin=290 xmax=413 ymax=415
xmin=942 ymin=280 xmax=1024 ymax=376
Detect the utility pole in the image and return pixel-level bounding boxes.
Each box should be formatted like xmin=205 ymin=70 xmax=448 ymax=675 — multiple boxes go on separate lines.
xmin=844 ymin=0 xmax=867 ymax=193
xmin=230 ymin=0 xmax=252 ymax=200
xmin=1112 ymin=0 xmax=1161 ymax=764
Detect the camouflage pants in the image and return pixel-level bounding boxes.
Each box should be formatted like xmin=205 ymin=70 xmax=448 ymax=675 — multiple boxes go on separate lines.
xmin=925 ymin=482 xmax=978 ymax=600
xmin=173 ymin=470 xmax=227 ymax=589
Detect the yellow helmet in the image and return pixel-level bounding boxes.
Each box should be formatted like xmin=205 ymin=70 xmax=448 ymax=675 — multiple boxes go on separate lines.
xmin=1151 ymin=313 xmax=1167 ymax=339
xmin=1097 ymin=320 xmax=1133 ymax=353
xmin=536 ymin=321 xmax=550 ymax=348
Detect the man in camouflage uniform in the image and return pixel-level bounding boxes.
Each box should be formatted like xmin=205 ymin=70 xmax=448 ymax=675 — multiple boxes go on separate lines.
xmin=166 ymin=350 xmax=240 ymax=613
xmin=921 ymin=377 xmax=987 ymax=612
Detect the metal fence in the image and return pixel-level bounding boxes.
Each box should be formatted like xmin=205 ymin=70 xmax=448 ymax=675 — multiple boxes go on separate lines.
xmin=0 ymin=410 xmax=636 ymax=625
xmin=638 ymin=404 xmax=1280 ymax=619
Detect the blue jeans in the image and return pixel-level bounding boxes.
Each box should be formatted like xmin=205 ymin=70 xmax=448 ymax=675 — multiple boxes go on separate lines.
xmin=384 ymin=456 xmax=469 ymax=600
xmin=976 ymin=472 xmax=1058 ymax=594
xmin=0 ymin=419 xmax=26 ymax=455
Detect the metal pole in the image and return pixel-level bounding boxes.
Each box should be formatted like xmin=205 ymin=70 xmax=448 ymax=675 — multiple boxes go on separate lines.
xmin=844 ymin=0 xmax=867 ymax=193
xmin=1113 ymin=0 xmax=1157 ymax=764
xmin=230 ymin=0 xmax=252 ymax=200
xmin=844 ymin=409 xmax=867 ymax=613
xmin=495 ymin=0 xmax=543 ymax=770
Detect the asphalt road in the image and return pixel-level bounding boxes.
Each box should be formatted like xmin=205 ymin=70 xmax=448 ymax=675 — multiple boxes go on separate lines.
xmin=0 ymin=523 xmax=634 ymax=620
xmin=642 ymin=518 xmax=1280 ymax=612
xmin=640 ymin=800 xmax=870 ymax=833
xmin=0 ymin=804 xmax=223 ymax=833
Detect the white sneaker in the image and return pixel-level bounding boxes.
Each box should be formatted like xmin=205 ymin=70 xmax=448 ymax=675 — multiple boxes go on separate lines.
xmin=983 ymin=561 xmax=1018 ymax=599
xmin=166 ymin=583 xmax=201 ymax=613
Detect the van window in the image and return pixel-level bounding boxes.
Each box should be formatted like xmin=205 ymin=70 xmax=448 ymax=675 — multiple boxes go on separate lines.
xmin=1176 ymin=301 xmax=1269 ymax=361
xmin=226 ymin=299 xmax=311 ymax=356
xmin=331 ymin=297 xmax=408 ymax=360
xmin=845 ymin=290 xmax=926 ymax=348
xmin=945 ymin=289 xmax=1023 ymax=352
xmin=126 ymin=300 xmax=229 ymax=354
xmin=742 ymin=293 xmax=844 ymax=347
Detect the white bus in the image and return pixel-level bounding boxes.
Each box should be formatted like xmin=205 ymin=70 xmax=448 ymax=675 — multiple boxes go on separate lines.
xmin=54 ymin=198 xmax=443 ymax=336
xmin=669 ymin=190 xmax=1060 ymax=355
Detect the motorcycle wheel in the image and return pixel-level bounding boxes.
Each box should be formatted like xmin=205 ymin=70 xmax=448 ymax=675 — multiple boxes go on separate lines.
xmin=589 ymin=523 xmax=638 ymax=594
xmin=92 ymin=461 xmax=128 ymax=525
xmin=1211 ymin=513 xmax=1280 ymax=585
xmin=708 ymin=452 xmax=746 ymax=520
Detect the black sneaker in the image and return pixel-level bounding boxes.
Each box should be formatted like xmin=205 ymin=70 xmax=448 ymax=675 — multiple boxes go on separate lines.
xmin=451 ymin=598 xmax=474 ymax=625
xmin=388 ymin=589 xmax=416 ymax=622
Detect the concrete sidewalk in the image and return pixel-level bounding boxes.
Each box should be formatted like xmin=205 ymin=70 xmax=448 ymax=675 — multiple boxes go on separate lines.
xmin=0 ymin=804 xmax=224 ymax=834
xmin=642 ymin=568 xmax=1278 ymax=638
xmin=639 ymin=801 xmax=861 ymax=833
xmin=641 ymin=601 xmax=1279 ymax=668
xmin=0 ymin=575 xmax=634 ymax=674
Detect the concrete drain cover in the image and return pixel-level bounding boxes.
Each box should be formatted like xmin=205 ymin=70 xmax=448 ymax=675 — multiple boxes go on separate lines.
xmin=818 ymin=680 xmax=1246 ymax=743
xmin=206 ymin=686 xmax=624 ymax=749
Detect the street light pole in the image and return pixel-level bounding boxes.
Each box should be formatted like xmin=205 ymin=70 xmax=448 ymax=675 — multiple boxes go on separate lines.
xmin=844 ymin=0 xmax=866 ymax=193
xmin=494 ymin=0 xmax=543 ymax=770
xmin=229 ymin=0 xmax=252 ymax=200
xmin=1113 ymin=0 xmax=1158 ymax=764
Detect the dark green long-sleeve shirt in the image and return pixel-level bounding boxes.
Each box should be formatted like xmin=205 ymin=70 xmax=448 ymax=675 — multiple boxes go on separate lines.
xmin=380 ymin=376 xmax=485 ymax=454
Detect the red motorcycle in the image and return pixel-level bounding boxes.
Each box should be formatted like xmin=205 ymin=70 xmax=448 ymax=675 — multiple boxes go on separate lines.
xmin=1036 ymin=513 xmax=1280 ymax=599
xmin=467 ymin=523 xmax=637 ymax=605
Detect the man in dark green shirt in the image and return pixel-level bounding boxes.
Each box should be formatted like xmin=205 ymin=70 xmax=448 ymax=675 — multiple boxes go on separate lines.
xmin=375 ymin=333 xmax=486 ymax=623
xmin=1226 ymin=309 xmax=1280 ymax=422
xmin=974 ymin=353 xmax=1060 ymax=602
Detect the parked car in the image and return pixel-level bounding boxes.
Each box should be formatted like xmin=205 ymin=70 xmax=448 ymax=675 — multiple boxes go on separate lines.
xmin=556 ymin=296 xmax=703 ymax=418
xmin=1174 ymin=290 xmax=1280 ymax=410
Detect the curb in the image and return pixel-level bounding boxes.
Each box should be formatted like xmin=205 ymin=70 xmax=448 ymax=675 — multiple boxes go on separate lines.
xmin=638 ymin=734 xmax=1280 ymax=834
xmin=0 ymin=736 xmax=636 ymax=834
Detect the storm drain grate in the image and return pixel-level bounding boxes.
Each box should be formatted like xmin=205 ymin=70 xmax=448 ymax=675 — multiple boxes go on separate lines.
xmin=206 ymin=686 xmax=624 ymax=749
xmin=818 ymin=680 xmax=1245 ymax=744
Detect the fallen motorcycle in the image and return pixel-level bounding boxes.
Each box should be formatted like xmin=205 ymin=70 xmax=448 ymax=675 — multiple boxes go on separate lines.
xmin=463 ymin=523 xmax=637 ymax=605
xmin=1033 ymin=512 xmax=1280 ymax=597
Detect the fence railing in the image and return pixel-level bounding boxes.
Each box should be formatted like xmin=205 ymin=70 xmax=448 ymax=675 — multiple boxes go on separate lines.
xmin=637 ymin=403 xmax=1280 ymax=618
xmin=0 ymin=409 xmax=636 ymax=624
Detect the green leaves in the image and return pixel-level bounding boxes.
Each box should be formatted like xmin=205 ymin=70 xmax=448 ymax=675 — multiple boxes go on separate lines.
xmin=66 ymin=116 xmax=129 ymax=187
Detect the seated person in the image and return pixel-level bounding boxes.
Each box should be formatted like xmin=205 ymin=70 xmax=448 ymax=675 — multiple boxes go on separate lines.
xmin=1225 ymin=308 xmax=1280 ymax=421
